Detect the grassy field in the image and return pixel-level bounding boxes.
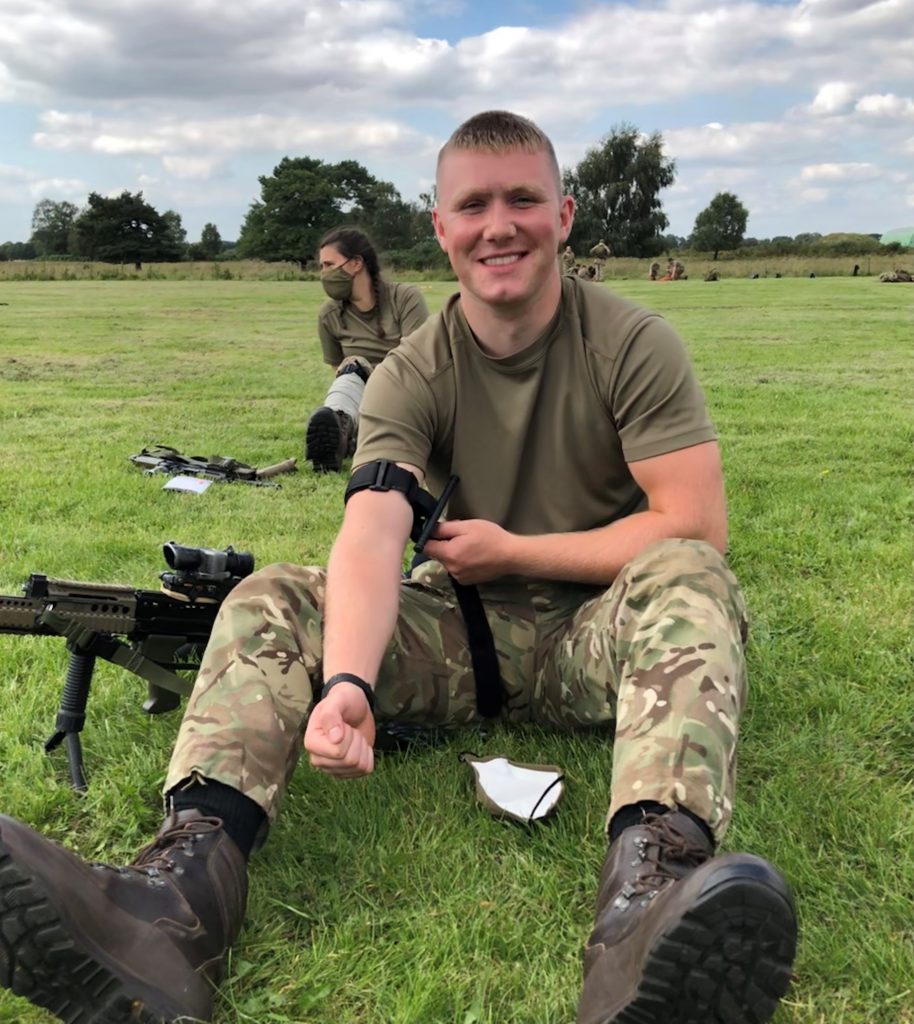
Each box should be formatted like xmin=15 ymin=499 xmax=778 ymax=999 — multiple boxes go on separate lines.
xmin=0 ymin=277 xmax=911 ymax=1024
xmin=0 ymin=250 xmax=909 ymax=282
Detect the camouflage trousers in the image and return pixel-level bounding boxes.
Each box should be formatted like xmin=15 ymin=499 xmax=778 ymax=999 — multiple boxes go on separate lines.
xmin=165 ymin=539 xmax=748 ymax=840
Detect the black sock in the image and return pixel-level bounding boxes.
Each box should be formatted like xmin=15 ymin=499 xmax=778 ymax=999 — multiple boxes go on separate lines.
xmin=608 ymin=800 xmax=715 ymax=849
xmin=608 ymin=801 xmax=669 ymax=843
xmin=170 ymin=778 xmax=266 ymax=859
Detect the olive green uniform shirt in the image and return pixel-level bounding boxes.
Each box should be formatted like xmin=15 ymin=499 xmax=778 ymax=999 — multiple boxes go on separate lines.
xmin=355 ymin=276 xmax=715 ymax=542
xmin=317 ymin=280 xmax=429 ymax=368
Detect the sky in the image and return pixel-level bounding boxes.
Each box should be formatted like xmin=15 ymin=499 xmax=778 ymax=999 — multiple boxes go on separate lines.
xmin=1 ymin=0 xmax=912 ymax=246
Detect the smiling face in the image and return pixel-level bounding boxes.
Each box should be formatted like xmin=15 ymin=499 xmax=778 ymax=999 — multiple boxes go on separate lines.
xmin=432 ymin=145 xmax=575 ymax=320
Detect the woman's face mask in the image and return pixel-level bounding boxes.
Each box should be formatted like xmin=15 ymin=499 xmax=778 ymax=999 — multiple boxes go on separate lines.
xmin=320 ymin=258 xmax=357 ymax=301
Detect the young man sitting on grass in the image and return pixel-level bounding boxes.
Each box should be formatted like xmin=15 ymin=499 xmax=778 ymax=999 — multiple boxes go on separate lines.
xmin=0 ymin=110 xmax=798 ymax=1024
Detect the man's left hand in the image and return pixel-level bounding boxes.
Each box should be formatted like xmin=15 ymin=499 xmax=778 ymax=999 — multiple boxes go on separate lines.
xmin=421 ymin=519 xmax=515 ymax=584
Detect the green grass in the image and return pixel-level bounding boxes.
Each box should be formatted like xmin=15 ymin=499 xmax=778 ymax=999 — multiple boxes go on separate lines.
xmin=0 ymin=250 xmax=909 ymax=281
xmin=0 ymin=277 xmax=912 ymax=1024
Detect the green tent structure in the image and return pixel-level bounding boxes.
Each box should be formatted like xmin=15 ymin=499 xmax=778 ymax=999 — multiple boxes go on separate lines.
xmin=880 ymin=226 xmax=914 ymax=247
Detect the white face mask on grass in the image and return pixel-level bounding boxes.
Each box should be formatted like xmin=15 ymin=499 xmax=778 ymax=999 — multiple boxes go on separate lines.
xmin=460 ymin=753 xmax=565 ymax=826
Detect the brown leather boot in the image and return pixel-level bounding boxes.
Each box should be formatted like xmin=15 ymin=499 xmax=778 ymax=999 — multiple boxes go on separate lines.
xmin=305 ymin=406 xmax=355 ymax=473
xmin=0 ymin=808 xmax=247 ymax=1023
xmin=577 ymin=811 xmax=797 ymax=1024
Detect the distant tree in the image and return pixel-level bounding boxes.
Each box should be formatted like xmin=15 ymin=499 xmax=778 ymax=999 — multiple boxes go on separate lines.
xmin=30 ymin=199 xmax=80 ymax=257
xmin=346 ymin=182 xmax=417 ymax=252
xmin=814 ymin=232 xmax=883 ymax=255
xmin=72 ymin=191 xmax=184 ymax=266
xmin=0 ymin=240 xmax=38 ymax=260
xmin=237 ymin=156 xmax=411 ymax=262
xmin=161 ymin=210 xmax=187 ymax=259
xmin=563 ymin=124 xmax=676 ymax=257
xmin=200 ymin=223 xmax=222 ymax=258
xmin=793 ymin=232 xmax=822 ymax=247
xmin=659 ymin=233 xmax=687 ymax=251
xmin=690 ymin=192 xmax=749 ymax=260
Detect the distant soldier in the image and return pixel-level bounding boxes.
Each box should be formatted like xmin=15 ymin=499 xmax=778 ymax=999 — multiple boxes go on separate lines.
xmin=561 ymin=245 xmax=576 ymax=275
xmin=669 ymin=258 xmax=686 ymax=281
xmin=649 ymin=261 xmax=661 ymax=281
xmin=589 ymin=239 xmax=612 ymax=281
xmin=852 ymin=264 xmax=860 ymax=277
xmin=704 ymin=269 xmax=720 ymax=282
xmin=578 ymin=263 xmax=597 ymax=280
xmin=879 ymin=269 xmax=913 ymax=283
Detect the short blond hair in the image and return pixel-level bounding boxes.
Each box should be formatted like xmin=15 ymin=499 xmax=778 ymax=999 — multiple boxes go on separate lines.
xmin=437 ymin=110 xmax=562 ymax=195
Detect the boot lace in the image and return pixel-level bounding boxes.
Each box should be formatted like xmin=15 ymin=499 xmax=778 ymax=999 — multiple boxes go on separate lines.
xmin=622 ymin=813 xmax=711 ymax=904
xmin=89 ymin=815 xmax=222 ymax=885
xmin=132 ymin=815 xmax=223 ymax=872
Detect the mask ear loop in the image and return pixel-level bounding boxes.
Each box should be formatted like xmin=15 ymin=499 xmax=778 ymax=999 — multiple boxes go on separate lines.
xmin=526 ymin=774 xmax=565 ymax=827
xmin=457 ymin=750 xmax=481 ymax=763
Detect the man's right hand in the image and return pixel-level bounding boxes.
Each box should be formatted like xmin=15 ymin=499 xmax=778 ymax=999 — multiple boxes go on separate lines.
xmin=305 ymin=684 xmax=377 ymax=778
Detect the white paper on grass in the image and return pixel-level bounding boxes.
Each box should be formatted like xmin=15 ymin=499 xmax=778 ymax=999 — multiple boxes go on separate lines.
xmin=163 ymin=475 xmax=212 ymax=494
xmin=472 ymin=757 xmax=564 ymax=821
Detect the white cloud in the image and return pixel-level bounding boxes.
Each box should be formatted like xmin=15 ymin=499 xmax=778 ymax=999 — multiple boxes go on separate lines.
xmin=665 ymin=121 xmax=823 ymax=163
xmin=809 ymin=81 xmax=855 ymax=115
xmin=161 ymin=155 xmax=229 ymax=180
xmin=0 ymin=163 xmax=86 ymax=207
xmin=0 ymin=0 xmax=910 ymax=111
xmin=33 ymin=110 xmax=432 ymax=160
xmin=800 ymin=162 xmax=881 ymax=182
xmin=0 ymin=163 xmax=30 ymax=183
xmin=855 ymin=92 xmax=914 ymax=116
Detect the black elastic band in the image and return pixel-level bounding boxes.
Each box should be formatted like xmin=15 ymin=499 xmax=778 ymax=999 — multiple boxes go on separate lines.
xmin=321 ymin=673 xmax=375 ymax=713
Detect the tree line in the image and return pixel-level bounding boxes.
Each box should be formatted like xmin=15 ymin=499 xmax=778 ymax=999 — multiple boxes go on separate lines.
xmin=1 ymin=124 xmax=906 ymax=267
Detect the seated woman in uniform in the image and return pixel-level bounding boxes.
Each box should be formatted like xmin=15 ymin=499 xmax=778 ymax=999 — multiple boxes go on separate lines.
xmin=306 ymin=227 xmax=430 ymax=472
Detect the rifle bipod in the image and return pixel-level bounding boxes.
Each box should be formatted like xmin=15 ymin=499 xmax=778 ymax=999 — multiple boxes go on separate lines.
xmin=44 ymin=644 xmax=95 ymax=791
xmin=41 ymin=617 xmax=183 ymax=791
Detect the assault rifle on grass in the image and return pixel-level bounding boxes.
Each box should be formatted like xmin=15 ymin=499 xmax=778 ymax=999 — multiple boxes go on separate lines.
xmin=0 ymin=543 xmax=253 ymax=791
xmin=130 ymin=445 xmax=297 ymax=488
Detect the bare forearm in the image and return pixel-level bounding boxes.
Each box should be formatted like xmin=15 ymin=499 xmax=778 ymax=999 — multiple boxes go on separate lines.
xmin=323 ymin=524 xmax=404 ymax=684
xmin=506 ymin=508 xmax=726 ymax=586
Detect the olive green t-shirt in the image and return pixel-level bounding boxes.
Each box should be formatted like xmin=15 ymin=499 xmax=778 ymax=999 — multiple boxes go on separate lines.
xmin=317 ymin=280 xmax=429 ymax=368
xmin=355 ymin=276 xmax=715 ymax=538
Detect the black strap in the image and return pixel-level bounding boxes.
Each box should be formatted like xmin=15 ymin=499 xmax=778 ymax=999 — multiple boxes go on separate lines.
xmin=337 ymin=361 xmax=370 ymax=385
xmin=449 ymin=576 xmax=503 ymax=718
xmin=345 ymin=460 xmax=439 ymax=543
xmin=322 ymin=673 xmax=375 ymax=713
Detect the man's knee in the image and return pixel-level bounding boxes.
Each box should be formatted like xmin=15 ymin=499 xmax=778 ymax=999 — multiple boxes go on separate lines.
xmin=223 ymin=562 xmax=326 ymax=606
xmin=618 ymin=539 xmax=746 ymax=633
xmin=627 ymin=538 xmax=727 ymax=577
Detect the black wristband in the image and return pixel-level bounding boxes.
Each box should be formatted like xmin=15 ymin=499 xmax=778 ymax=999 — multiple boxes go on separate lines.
xmin=321 ymin=673 xmax=375 ymax=713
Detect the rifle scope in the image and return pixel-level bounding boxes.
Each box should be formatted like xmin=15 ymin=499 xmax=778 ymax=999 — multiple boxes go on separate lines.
xmin=162 ymin=542 xmax=254 ymax=580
